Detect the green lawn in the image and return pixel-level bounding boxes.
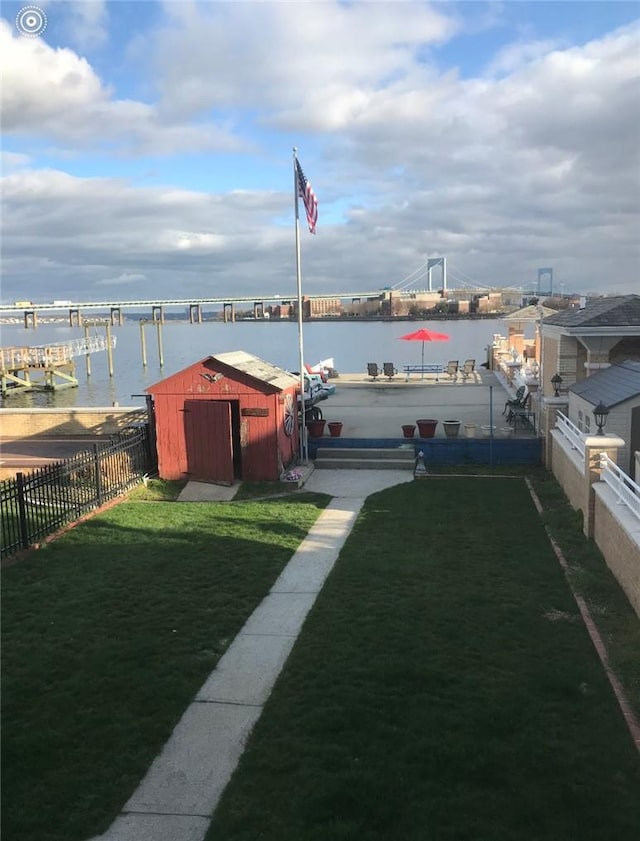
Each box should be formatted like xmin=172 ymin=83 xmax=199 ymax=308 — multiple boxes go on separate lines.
xmin=3 ymin=471 xmax=639 ymax=841
xmin=208 ymin=477 xmax=640 ymax=841
xmin=0 ymin=493 xmax=329 ymax=841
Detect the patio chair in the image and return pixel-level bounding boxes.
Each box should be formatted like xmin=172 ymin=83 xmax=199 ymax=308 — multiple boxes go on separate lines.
xmin=367 ymin=362 xmax=381 ymax=380
xmin=502 ymin=385 xmax=526 ymax=416
xmin=446 ymin=360 xmax=459 ymax=379
xmin=507 ymin=392 xmax=534 ymax=429
xmin=460 ymin=359 xmax=475 ymax=380
xmin=383 ymin=362 xmax=398 ymax=381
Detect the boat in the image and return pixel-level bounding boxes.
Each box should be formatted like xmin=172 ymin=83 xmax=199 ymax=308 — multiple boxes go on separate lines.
xmin=304 ymin=357 xmax=338 ymax=381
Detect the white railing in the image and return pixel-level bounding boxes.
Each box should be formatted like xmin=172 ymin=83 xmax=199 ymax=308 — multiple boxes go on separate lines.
xmin=599 ymin=453 xmax=640 ymax=523
xmin=1 ymin=336 xmax=116 ymax=369
xmin=555 ymin=411 xmax=586 ymax=459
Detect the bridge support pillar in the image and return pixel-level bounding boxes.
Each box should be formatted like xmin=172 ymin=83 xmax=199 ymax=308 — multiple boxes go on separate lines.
xmin=24 ymin=309 xmax=37 ymax=329
xmin=152 ymin=305 xmax=164 ymax=323
xmin=189 ymin=304 xmax=202 ymax=324
xmin=110 ymin=307 xmax=123 ymax=326
xmin=69 ymin=309 xmax=82 ymax=327
xmin=223 ymin=303 xmax=235 ymax=323
xmin=253 ymin=302 xmax=264 ymax=319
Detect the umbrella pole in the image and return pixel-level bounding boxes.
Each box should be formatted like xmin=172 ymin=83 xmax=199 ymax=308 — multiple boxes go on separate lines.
xmin=421 ymin=341 xmax=425 ymax=379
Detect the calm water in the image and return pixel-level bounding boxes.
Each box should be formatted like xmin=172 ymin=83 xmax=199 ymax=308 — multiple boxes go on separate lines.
xmin=0 ymin=318 xmax=507 ymax=408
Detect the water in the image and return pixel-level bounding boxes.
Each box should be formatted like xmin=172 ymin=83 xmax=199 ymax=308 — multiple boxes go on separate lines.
xmin=0 ymin=318 xmax=506 ymax=408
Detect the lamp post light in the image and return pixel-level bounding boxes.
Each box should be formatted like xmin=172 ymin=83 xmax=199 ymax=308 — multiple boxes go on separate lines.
xmin=551 ymin=373 xmax=563 ymax=397
xmin=593 ymin=401 xmax=610 ymax=436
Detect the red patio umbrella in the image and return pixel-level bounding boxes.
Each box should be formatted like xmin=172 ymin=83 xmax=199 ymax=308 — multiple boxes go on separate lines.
xmin=399 ymin=328 xmax=450 ymax=378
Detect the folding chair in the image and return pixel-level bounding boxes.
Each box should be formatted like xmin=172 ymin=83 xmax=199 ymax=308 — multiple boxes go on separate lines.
xmin=460 ymin=359 xmax=475 ymax=380
xmin=446 ymin=360 xmax=459 ymax=379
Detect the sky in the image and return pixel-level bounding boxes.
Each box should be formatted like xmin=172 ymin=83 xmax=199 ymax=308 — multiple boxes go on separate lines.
xmin=1 ymin=0 xmax=639 ymax=304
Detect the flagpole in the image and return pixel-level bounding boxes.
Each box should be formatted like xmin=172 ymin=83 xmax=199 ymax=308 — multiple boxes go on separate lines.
xmin=293 ymin=146 xmax=307 ymax=464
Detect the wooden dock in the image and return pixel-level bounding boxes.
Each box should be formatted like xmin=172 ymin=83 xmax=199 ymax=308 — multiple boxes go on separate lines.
xmin=0 ymin=334 xmax=115 ymax=395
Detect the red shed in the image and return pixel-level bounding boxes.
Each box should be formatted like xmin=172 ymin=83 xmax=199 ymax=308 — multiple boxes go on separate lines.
xmin=146 ymin=351 xmax=300 ymax=483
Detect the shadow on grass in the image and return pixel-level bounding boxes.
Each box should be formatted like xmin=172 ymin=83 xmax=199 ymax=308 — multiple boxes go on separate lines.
xmin=1 ymin=493 xmax=329 ymax=841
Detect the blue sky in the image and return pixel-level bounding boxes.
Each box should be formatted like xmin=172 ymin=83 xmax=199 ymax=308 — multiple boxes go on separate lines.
xmin=2 ymin=1 xmax=639 ymax=301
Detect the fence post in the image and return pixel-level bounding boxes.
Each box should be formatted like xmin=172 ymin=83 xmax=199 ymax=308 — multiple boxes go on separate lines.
xmin=542 ymin=396 xmax=568 ymax=468
xmin=93 ymin=444 xmax=103 ymax=507
xmin=16 ymin=472 xmax=30 ymax=550
xmin=582 ymin=434 xmax=624 ymax=538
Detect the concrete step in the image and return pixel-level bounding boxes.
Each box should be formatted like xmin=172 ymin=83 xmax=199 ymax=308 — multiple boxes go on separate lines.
xmin=314 ymin=458 xmax=414 ymax=470
xmin=314 ymin=448 xmax=415 ymax=470
xmin=315 ymin=447 xmax=414 ymax=462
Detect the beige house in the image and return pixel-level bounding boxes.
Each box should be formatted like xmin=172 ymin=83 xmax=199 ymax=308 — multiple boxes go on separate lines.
xmin=569 ymin=360 xmax=640 ymax=479
xmin=540 ymin=294 xmax=640 ymax=398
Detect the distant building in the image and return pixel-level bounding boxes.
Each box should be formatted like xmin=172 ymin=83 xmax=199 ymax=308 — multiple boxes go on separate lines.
xmin=308 ymin=298 xmax=341 ymax=317
xmin=475 ymin=292 xmax=503 ymax=313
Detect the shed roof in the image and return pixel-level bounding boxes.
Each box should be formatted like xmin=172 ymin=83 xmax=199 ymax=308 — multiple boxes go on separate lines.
xmin=212 ymin=351 xmax=299 ymax=390
xmin=569 ymin=360 xmax=640 ymax=408
xmin=504 ymin=304 xmax=556 ymax=322
xmin=146 ymin=351 xmax=299 ymax=394
xmin=543 ymin=294 xmax=640 ymax=328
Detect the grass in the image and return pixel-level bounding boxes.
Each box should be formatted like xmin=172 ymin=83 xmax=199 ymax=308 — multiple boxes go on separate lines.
xmin=126 ymin=478 xmax=290 ymax=502
xmin=0 ymin=492 xmax=329 ymax=841
xmin=528 ymin=470 xmax=640 ymax=722
xmin=125 ymin=477 xmax=186 ymax=500
xmin=208 ymin=477 xmax=640 ymax=841
xmin=234 ymin=480 xmax=291 ymax=500
xmin=3 ymin=467 xmax=639 ymax=840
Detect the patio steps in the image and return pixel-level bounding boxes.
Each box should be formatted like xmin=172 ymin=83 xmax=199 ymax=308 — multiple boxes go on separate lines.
xmin=314 ymin=447 xmax=415 ymax=470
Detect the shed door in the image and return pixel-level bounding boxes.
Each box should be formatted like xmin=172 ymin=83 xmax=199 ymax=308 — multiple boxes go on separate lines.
xmin=184 ymin=400 xmax=234 ymax=484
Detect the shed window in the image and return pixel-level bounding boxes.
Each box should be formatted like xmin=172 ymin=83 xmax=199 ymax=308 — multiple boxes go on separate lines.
xmin=577 ymin=409 xmax=583 ymax=431
xmin=584 ymin=415 xmax=591 ymax=433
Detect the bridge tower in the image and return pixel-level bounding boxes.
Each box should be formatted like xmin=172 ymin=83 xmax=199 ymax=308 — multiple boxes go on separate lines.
xmin=537 ymin=267 xmax=553 ymax=297
xmin=426 ymin=258 xmax=447 ymax=293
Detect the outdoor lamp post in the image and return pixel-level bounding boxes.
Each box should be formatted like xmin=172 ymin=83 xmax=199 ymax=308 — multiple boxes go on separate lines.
xmin=593 ymin=401 xmax=610 ymax=436
xmin=551 ymin=373 xmax=563 ymax=397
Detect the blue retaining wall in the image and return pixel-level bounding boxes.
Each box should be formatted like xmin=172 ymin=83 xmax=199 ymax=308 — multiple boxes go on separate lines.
xmin=307 ymin=436 xmax=542 ymax=465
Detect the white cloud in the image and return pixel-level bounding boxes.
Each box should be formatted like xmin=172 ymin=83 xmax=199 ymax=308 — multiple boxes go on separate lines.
xmin=95 ymin=272 xmax=147 ymax=287
xmin=1 ymin=150 xmax=31 ymax=170
xmin=153 ymin=0 xmax=459 ymax=122
xmin=0 ymin=21 xmax=245 ymax=155
xmin=1 ymin=8 xmax=639 ymax=299
xmin=64 ymin=0 xmax=109 ymax=47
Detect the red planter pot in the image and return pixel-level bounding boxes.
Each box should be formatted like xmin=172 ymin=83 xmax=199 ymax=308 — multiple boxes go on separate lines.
xmin=416 ymin=418 xmax=438 ymax=438
xmin=402 ymin=424 xmax=416 ymax=438
xmin=306 ymin=419 xmax=326 ymax=437
xmin=327 ymin=422 xmax=343 ymax=437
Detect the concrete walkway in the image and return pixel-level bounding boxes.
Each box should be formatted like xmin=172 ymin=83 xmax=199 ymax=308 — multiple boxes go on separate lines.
xmin=91 ymin=469 xmax=412 ymax=841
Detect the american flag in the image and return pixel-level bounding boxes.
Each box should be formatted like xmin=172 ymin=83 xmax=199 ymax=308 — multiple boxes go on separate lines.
xmin=296 ymin=159 xmax=318 ymax=234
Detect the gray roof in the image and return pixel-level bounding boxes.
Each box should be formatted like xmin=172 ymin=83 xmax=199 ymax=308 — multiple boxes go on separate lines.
xmin=570 ymin=360 xmax=640 ymax=408
xmin=504 ymin=304 xmax=556 ymax=322
xmin=543 ymin=295 xmax=640 ymax=328
xmin=213 ymin=351 xmax=299 ymax=390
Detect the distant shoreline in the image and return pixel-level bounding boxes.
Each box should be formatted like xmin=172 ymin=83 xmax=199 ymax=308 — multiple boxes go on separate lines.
xmin=0 ymin=312 xmax=506 ymax=327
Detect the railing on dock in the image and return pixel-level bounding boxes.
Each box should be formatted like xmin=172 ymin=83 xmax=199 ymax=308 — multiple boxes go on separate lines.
xmin=0 ymin=335 xmax=116 ymax=369
xmin=599 ymin=453 xmax=640 ymax=523
xmin=555 ymin=411 xmax=585 ymax=461
xmin=1 ymin=427 xmax=155 ymax=559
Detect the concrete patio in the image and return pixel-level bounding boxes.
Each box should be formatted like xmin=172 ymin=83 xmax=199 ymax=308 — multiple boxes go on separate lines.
xmin=309 ymin=368 xmax=537 ymax=440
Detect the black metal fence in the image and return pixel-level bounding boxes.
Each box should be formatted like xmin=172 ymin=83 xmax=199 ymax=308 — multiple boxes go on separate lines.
xmin=1 ymin=427 xmax=156 ymax=559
